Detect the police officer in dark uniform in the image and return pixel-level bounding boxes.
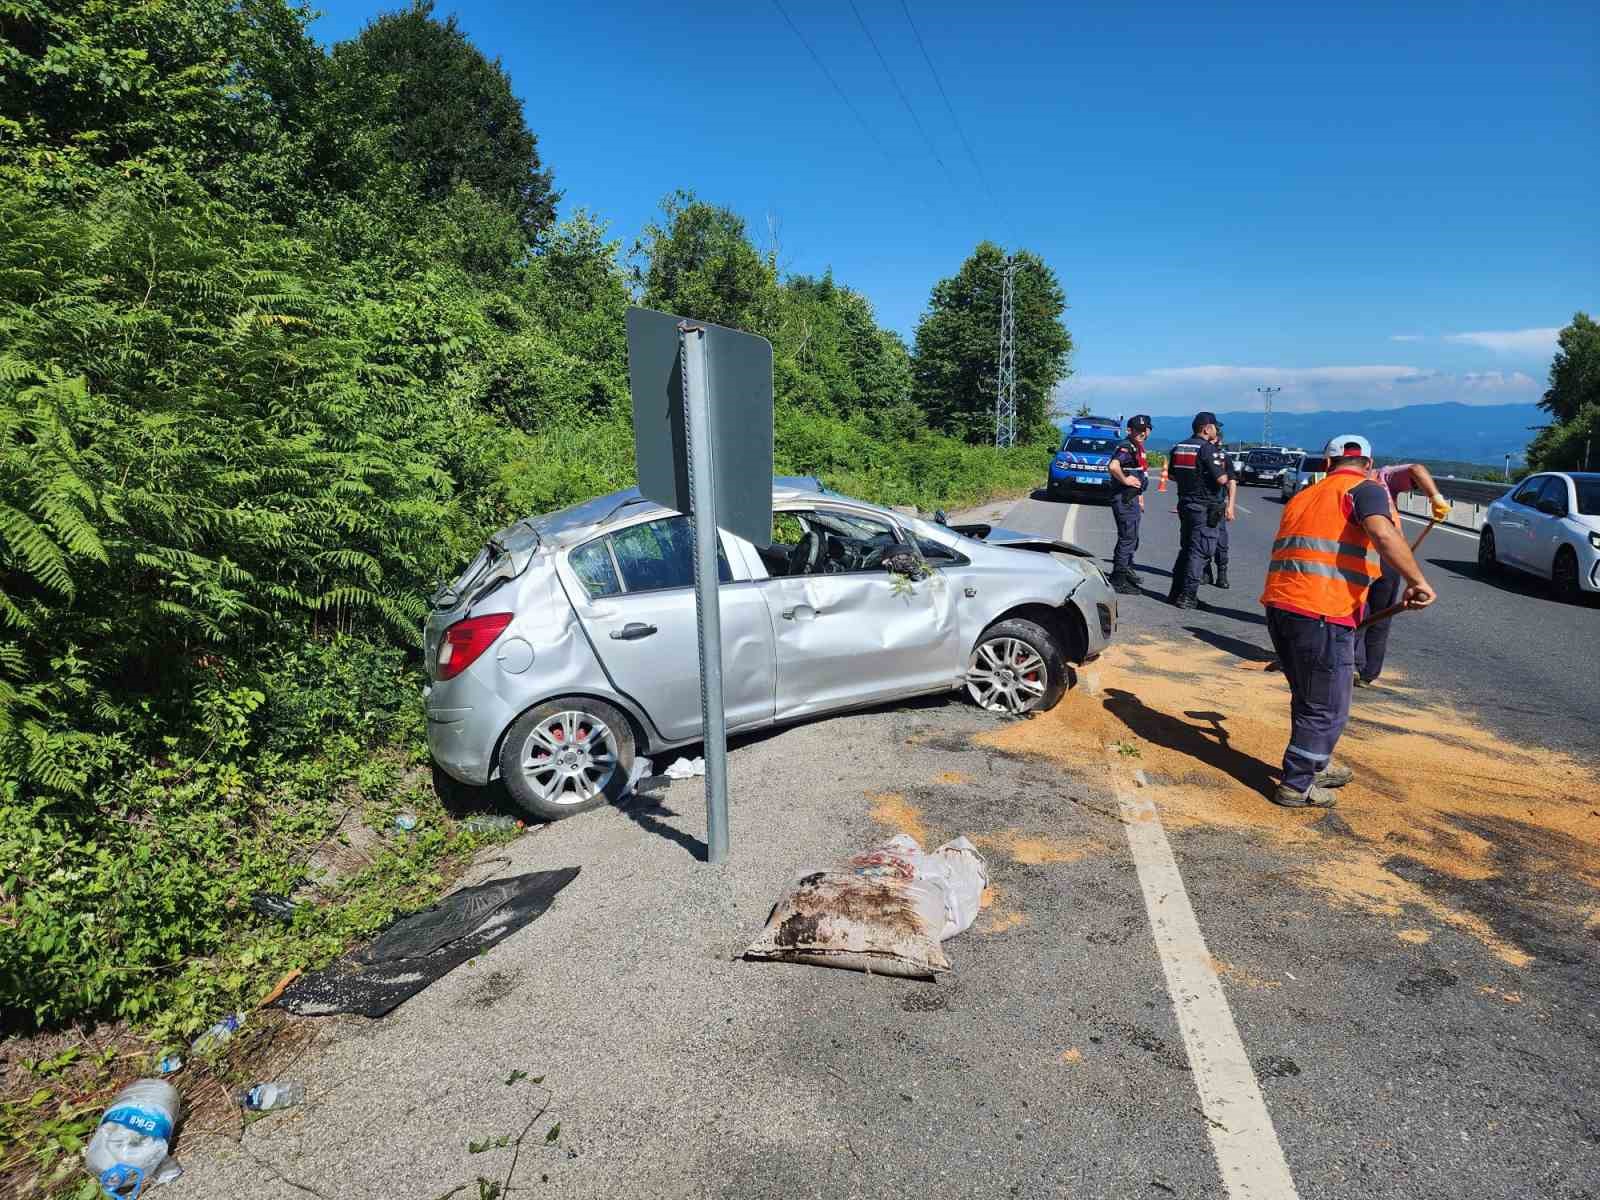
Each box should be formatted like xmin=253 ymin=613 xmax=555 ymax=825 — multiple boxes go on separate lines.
xmin=1107 ymin=415 xmax=1153 ymax=595
xmin=1166 ymin=411 xmax=1233 ymax=609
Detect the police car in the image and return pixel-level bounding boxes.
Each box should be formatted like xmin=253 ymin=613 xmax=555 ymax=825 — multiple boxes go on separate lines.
xmin=1047 ymin=417 xmax=1122 ymax=500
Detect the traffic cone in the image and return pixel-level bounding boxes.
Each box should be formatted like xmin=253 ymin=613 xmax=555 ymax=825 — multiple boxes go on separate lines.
xmin=1157 ymin=464 xmax=1169 ymax=493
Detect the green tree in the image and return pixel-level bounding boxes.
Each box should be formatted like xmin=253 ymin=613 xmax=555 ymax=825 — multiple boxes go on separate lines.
xmin=911 ymin=242 xmax=1072 ymax=445
xmin=1528 ymin=312 xmax=1600 ymax=471
xmin=633 ymin=191 xmax=781 ymax=334
xmin=324 ymin=1 xmax=558 ymax=239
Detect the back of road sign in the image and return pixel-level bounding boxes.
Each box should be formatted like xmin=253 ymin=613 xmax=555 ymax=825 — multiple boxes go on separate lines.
xmin=626 ymin=306 xmax=774 ymax=548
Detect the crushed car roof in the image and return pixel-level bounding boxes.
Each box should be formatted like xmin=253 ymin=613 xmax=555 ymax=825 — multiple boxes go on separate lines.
xmin=526 ymin=476 xmax=831 ymax=548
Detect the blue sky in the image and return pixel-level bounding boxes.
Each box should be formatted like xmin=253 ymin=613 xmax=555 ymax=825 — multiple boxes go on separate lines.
xmin=310 ymin=0 xmax=1596 ymax=417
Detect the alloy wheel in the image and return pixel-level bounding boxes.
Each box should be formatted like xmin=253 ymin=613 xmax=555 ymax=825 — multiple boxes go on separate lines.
xmin=1553 ymin=548 xmax=1580 ymax=601
xmin=519 ymin=709 xmax=621 ymax=806
xmin=966 ymin=637 xmax=1049 ymax=713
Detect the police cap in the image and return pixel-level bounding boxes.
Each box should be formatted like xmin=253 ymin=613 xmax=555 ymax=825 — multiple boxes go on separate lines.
xmin=1127 ymin=414 xmax=1153 ymax=433
xmin=1191 ymin=411 xmax=1219 ymax=433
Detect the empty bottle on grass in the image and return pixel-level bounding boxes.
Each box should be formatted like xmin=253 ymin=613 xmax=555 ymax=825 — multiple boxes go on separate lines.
xmin=189 ymin=1012 xmax=244 ymax=1056
xmin=461 ymin=814 xmax=522 ymax=834
xmin=84 ymin=1078 xmax=181 ymax=1198
xmin=235 ymin=1081 xmax=305 ymax=1112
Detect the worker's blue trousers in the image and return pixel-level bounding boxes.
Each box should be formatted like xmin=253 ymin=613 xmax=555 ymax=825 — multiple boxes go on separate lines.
xmin=1265 ymin=605 xmax=1355 ymax=793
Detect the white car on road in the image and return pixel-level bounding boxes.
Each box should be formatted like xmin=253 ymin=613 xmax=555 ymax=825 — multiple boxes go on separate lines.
xmin=1279 ymin=454 xmax=1329 ymax=501
xmin=1479 ymin=472 xmax=1600 ymax=602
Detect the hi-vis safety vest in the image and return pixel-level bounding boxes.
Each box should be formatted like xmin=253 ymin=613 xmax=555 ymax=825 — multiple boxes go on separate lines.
xmin=1260 ymin=471 xmax=1383 ymax=620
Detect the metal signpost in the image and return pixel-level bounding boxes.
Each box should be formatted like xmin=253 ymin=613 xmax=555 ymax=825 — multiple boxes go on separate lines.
xmin=626 ymin=307 xmax=773 ymax=864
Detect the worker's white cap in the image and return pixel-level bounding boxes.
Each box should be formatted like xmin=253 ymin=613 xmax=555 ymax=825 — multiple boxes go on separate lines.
xmin=1324 ymin=433 xmax=1373 ymax=461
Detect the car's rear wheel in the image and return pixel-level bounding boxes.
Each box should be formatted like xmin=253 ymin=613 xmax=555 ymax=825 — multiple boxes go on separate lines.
xmin=966 ymin=618 xmax=1068 ymax=715
xmin=499 ymin=697 xmax=635 ymax=821
xmin=1477 ymin=527 xmax=1500 ymax=575
xmin=1552 ymin=546 xmax=1582 ymax=603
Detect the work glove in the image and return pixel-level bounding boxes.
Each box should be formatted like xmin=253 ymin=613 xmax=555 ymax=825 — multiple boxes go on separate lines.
xmin=1429 ymin=494 xmax=1451 ymax=522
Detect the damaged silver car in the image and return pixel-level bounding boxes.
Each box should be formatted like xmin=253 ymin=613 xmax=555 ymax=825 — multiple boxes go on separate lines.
xmin=424 ymin=478 xmax=1116 ymax=820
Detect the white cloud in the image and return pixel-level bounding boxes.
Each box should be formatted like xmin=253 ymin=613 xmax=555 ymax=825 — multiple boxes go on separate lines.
xmin=1389 ymin=334 xmax=1425 ymax=342
xmin=1060 ymin=362 xmax=1541 ymax=417
xmin=1443 ymin=327 xmax=1560 ymax=355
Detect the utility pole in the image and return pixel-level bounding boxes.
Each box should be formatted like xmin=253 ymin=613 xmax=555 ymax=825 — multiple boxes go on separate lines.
xmin=1256 ymin=385 xmax=1281 ymax=447
xmin=995 ymin=256 xmax=1017 ymax=448
xmin=1504 ymin=452 xmax=1510 ymax=481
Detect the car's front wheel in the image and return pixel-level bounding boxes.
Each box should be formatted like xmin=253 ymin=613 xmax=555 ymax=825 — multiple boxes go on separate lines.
xmin=499 ymin=697 xmax=636 ymax=821
xmin=966 ymin=618 xmax=1068 ymax=715
xmin=1552 ymin=546 xmax=1582 ymax=603
xmin=1477 ymin=526 xmax=1500 ymax=575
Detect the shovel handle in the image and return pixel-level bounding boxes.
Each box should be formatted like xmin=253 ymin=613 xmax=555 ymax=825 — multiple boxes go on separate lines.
xmin=1355 ymin=601 xmax=1409 ymax=631
xmin=1410 ymin=517 xmax=1439 ymax=552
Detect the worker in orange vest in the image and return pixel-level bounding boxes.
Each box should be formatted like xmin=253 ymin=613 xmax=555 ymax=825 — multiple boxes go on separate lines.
xmin=1260 ymin=434 xmax=1436 ymax=808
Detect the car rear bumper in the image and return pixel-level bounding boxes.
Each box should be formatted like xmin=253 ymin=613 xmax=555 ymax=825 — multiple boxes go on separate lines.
xmin=424 ymin=675 xmax=521 ymax=786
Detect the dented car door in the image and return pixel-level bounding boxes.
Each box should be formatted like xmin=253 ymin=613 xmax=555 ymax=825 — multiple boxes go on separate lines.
xmin=758 ymin=506 xmax=963 ymax=719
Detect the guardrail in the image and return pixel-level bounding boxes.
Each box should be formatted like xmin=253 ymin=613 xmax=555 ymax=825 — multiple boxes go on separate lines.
xmin=1433 ymin=478 xmax=1512 ymax=504
xmin=1395 ymin=482 xmax=1506 ymax=535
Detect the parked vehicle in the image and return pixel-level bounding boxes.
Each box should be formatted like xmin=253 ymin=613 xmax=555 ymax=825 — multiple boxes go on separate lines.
xmin=1279 ymin=454 xmax=1330 ymax=500
xmin=1047 ymin=419 xmax=1122 ymax=500
xmin=424 ymin=479 xmax=1118 ymax=819
xmin=1239 ymin=447 xmax=1297 ymax=487
xmin=1479 ymin=472 xmax=1600 ymax=602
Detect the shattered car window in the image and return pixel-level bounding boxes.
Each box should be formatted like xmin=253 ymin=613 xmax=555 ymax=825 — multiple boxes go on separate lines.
xmin=609 ymin=517 xmax=730 ymax=593
xmin=791 ymin=509 xmax=904 ymax=576
xmin=569 ymin=540 xmax=622 ymax=598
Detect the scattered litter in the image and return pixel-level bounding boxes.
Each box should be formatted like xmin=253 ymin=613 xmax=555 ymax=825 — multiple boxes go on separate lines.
xmin=189 ymin=1013 xmax=244 ymax=1056
xmin=235 ymin=1081 xmax=305 ymax=1112
xmin=155 ymin=1054 xmax=182 ymax=1076
xmin=394 ymin=813 xmax=419 ymax=832
xmin=250 ymin=893 xmax=300 ymax=922
xmin=85 ymin=1078 xmax=181 ymax=1199
xmin=1134 ymin=769 xmax=1150 ymax=788
xmin=745 ymin=835 xmax=989 ymax=979
xmin=276 ymin=869 xmax=580 ymax=1018
xmin=461 ymin=814 xmax=524 ymax=834
xmin=664 ymin=756 xmax=705 ymax=780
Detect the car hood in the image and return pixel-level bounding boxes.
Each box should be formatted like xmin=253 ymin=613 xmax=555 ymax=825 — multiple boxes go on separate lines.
xmin=955 ymin=524 xmax=1096 ymax=558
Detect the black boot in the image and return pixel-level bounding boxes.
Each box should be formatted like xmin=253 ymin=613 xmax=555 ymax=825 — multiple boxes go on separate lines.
xmin=1173 ymin=590 xmax=1200 ymax=610
xmin=1111 ymin=571 xmax=1141 ymax=596
xmin=1214 ymin=565 xmax=1230 ymax=589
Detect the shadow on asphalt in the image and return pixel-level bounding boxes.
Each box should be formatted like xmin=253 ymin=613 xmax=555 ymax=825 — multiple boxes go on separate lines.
xmin=1429 ymin=557 xmax=1595 ymax=608
xmin=1100 ymin=687 xmax=1278 ymax=795
xmin=609 ymin=791 xmax=708 ymax=862
xmin=1184 ymin=624 xmax=1275 ymax=662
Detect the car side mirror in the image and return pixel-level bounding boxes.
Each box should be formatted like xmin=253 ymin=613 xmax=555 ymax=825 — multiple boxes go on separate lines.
xmin=934 ymin=509 xmax=949 ymax=526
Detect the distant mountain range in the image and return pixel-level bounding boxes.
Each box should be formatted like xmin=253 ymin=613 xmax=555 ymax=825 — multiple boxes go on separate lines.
xmin=1066 ymin=402 xmax=1546 ymax=466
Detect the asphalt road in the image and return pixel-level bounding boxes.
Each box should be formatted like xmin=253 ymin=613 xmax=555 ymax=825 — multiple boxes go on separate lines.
xmin=1012 ymin=483 xmax=1599 ymax=762
xmin=169 ymin=485 xmax=1599 ymax=1200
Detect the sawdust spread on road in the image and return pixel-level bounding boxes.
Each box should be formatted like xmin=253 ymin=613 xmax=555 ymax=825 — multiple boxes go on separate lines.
xmin=981 ymin=637 xmax=1600 ymax=969
xmin=972 ymin=829 xmax=1103 ymax=865
xmin=867 ymin=792 xmax=929 ymax=846
xmin=934 ymin=770 xmax=973 ymax=786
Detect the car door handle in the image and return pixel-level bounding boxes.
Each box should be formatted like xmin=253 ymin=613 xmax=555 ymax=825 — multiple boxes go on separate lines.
xmin=964 ymin=586 xmax=978 ymax=598
xmin=781 ymin=605 xmax=817 ymax=621
xmin=610 ymin=622 xmax=657 ymax=640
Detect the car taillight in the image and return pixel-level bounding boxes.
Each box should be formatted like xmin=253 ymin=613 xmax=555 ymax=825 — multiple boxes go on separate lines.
xmin=437 ymin=612 xmax=513 ymax=681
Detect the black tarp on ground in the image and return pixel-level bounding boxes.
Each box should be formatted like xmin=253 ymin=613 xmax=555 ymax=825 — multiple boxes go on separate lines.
xmin=275 ymin=868 xmax=580 ymax=1018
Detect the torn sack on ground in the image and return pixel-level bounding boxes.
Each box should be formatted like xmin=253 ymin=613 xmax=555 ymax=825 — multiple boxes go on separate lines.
xmin=275 ymin=869 xmax=579 ymax=1018
xmin=744 ymin=835 xmax=988 ymax=979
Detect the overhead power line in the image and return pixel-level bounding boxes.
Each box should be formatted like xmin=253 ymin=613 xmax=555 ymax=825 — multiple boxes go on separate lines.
xmin=845 ymin=0 xmax=975 ymax=216
xmin=895 ymin=0 xmax=1011 ymax=238
xmin=770 ymin=0 xmax=897 ymax=166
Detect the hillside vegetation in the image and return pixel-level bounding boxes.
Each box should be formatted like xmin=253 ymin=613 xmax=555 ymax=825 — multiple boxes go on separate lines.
xmin=0 ymin=0 xmax=1071 ymax=1045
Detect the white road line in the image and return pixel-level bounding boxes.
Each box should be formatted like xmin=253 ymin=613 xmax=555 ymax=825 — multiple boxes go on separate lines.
xmin=1061 ymin=501 xmax=1083 ymax=545
xmin=1397 ymin=511 xmax=1480 ymax=540
xmin=1111 ymin=763 xmax=1302 ymax=1200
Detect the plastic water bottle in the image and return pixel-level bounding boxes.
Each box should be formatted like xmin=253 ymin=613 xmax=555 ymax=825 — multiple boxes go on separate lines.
xmin=189 ymin=1012 xmax=244 ymax=1056
xmin=235 ymin=1081 xmax=305 ymax=1112
xmin=461 ymin=814 xmax=522 ymax=834
xmin=84 ymin=1079 xmax=180 ymax=1199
